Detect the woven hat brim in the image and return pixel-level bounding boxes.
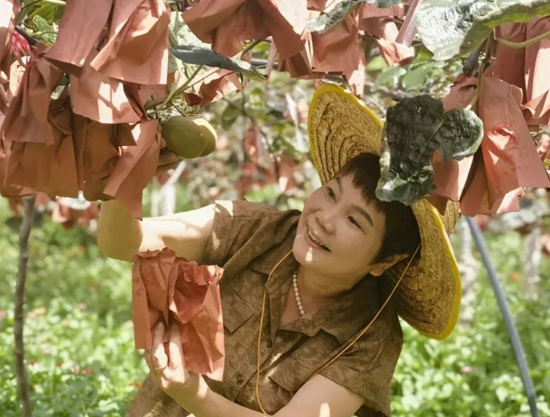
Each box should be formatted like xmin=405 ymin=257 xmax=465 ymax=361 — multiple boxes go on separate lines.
xmin=308 ymin=83 xmax=462 ymax=339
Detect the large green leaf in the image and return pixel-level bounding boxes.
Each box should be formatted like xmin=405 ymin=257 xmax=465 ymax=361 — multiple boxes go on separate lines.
xmin=172 ymin=45 xmax=267 ymax=81
xmin=307 ymin=0 xmax=405 ymax=33
xmin=375 ymin=95 xmax=483 ymax=205
xmin=415 ymin=0 xmax=550 ymax=60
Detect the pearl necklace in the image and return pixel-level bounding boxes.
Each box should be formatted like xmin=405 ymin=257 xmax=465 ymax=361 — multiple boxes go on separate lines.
xmin=292 ymin=270 xmax=305 ymax=316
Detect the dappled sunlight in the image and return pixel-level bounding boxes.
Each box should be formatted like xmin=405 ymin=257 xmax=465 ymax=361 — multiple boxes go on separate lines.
xmin=319 ymin=402 xmax=331 ymax=417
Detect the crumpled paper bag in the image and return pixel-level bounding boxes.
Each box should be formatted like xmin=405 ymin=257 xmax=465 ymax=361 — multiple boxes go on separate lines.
xmin=358 ymin=3 xmax=414 ymax=67
xmin=132 ymin=248 xmax=225 ymax=381
xmin=183 ymin=0 xmax=307 ymax=59
xmin=279 ymin=11 xmax=360 ymax=78
xmin=46 ymin=0 xmax=170 ymax=86
xmin=477 ymin=77 xmax=550 ymax=208
xmin=89 ymin=0 xmax=171 ymax=86
xmin=5 ymin=91 xmax=79 ymax=197
xmin=46 ymin=0 xmax=169 ymax=124
xmin=69 ymin=49 xmax=143 ymax=124
xmin=0 ymin=0 xmax=20 ymax=112
xmin=103 ymin=119 xmax=163 ymax=219
xmin=0 ymin=124 xmax=34 ymax=199
xmin=2 ymin=43 xmax=63 ymax=145
xmin=433 ymin=74 xmax=550 ymax=216
xmin=71 ymin=115 xmax=125 ymax=201
xmin=185 ymin=69 xmax=242 ymax=107
xmin=44 ymin=0 xmax=113 ymax=76
xmin=493 ymin=17 xmax=550 ymax=128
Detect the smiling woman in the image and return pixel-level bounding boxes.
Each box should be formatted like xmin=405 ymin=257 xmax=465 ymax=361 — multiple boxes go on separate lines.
xmin=97 ymin=84 xmax=461 ymax=417
xmin=292 ymin=155 xmax=420 ymax=305
xmin=338 ymin=153 xmax=422 ymax=264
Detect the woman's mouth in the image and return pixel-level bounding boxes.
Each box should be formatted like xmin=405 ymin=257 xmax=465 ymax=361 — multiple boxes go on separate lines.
xmin=306 ymin=227 xmax=330 ymax=251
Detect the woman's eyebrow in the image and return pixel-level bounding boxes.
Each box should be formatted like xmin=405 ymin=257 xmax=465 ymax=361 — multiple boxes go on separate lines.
xmin=335 ymin=176 xmax=374 ymax=227
xmin=353 ymin=204 xmax=374 ymax=227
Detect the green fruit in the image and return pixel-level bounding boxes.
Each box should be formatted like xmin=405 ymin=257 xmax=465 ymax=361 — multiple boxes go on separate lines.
xmin=161 ymin=116 xmax=217 ymax=159
xmin=194 ymin=118 xmax=217 ymax=156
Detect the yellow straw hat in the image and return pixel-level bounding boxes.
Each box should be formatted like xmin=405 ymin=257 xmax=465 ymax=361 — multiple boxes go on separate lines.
xmin=308 ymin=84 xmax=461 ymax=340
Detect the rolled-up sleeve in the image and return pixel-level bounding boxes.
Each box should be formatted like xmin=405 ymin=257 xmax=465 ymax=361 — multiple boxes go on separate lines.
xmin=201 ymin=200 xmax=300 ymax=275
xmin=201 ymin=201 xmax=236 ymax=267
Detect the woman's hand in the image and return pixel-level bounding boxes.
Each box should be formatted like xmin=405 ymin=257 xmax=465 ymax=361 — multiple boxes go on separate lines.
xmin=156 ymin=148 xmax=180 ymax=175
xmin=144 ymin=322 xmax=206 ymax=406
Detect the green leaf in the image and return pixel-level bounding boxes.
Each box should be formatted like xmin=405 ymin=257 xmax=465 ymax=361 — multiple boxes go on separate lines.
xmin=27 ymin=1 xmax=65 ymax=25
xmin=306 ymin=0 xmax=405 ymax=33
xmin=168 ymin=13 xmax=212 ymax=74
xmin=366 ymin=55 xmax=388 ymax=72
xmin=415 ymin=0 xmax=550 ymax=60
xmin=400 ymin=66 xmax=431 ymax=91
xmin=31 ymin=15 xmax=57 ymax=45
xmin=376 ymin=95 xmax=484 ymax=205
xmin=172 ymin=45 xmax=267 ymax=81
xmin=374 ymin=65 xmax=407 ymax=88
xmin=171 ymin=12 xmax=210 ymax=48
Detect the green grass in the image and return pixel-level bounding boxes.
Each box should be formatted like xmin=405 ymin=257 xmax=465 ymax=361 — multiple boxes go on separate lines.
xmin=0 ymin=204 xmax=144 ymax=417
xmin=393 ymin=232 xmax=550 ymax=417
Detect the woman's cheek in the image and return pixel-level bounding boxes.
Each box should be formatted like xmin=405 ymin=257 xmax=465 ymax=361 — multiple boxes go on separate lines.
xmin=342 ymin=233 xmax=367 ymax=257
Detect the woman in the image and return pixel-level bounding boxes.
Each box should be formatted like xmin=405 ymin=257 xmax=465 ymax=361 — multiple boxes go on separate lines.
xmin=97 ymin=85 xmax=461 ymax=417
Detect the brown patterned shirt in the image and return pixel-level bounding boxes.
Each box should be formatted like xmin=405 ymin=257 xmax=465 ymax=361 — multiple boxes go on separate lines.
xmin=199 ymin=200 xmax=403 ymax=417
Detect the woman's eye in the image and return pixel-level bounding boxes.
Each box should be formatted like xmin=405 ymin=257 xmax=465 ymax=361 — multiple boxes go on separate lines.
xmin=348 ymin=216 xmax=361 ymax=229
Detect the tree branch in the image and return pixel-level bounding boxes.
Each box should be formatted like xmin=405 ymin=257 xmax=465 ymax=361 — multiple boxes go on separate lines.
xmin=240 ymin=39 xmax=266 ymax=57
xmin=462 ymin=41 xmax=485 ymax=76
xmin=14 ymin=194 xmax=36 ymax=417
xmin=363 ymin=80 xmax=413 ymax=101
xmin=395 ymin=0 xmax=423 ymax=46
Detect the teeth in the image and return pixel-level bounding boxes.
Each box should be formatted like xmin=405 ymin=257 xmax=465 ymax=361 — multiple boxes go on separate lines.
xmin=308 ymin=229 xmax=326 ymax=249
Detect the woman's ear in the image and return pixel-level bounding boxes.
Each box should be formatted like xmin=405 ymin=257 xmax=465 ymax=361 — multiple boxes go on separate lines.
xmin=369 ymin=253 xmax=409 ymax=277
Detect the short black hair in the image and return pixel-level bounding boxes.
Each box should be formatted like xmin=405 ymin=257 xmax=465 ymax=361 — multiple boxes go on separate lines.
xmin=336 ymin=153 xmax=421 ymax=264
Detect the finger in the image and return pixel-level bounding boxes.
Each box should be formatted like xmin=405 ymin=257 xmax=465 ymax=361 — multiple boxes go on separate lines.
xmin=143 ymin=350 xmax=153 ymax=370
xmin=158 ymin=149 xmax=179 ymax=164
xmin=155 ymin=161 xmax=179 ymax=176
xmin=168 ymin=324 xmax=185 ymax=371
xmin=152 ymin=323 xmax=168 ymax=371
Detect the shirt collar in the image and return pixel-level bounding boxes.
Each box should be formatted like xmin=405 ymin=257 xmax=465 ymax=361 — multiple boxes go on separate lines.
xmin=250 ymin=239 xmax=388 ymax=345
xmin=248 ymin=235 xmax=299 ymax=343
xmin=312 ymin=276 xmax=383 ymax=344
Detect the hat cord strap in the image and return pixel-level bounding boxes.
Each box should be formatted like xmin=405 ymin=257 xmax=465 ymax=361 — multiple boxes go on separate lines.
xmin=255 ymin=245 xmax=420 ymax=413
xmin=256 ymin=250 xmax=294 ymax=414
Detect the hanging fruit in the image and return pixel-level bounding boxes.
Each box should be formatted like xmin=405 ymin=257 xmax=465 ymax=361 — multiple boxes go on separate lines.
xmin=161 ymin=116 xmax=218 ymax=159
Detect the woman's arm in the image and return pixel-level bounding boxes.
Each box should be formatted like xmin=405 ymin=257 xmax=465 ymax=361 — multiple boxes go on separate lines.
xmin=97 ymin=200 xmax=215 ymax=262
xmin=183 ymin=375 xmax=364 ymax=417
xmin=146 ymin=324 xmax=364 ymax=417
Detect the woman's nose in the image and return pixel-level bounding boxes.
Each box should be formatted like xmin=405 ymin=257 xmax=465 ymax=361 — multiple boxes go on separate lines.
xmin=317 ymin=209 xmax=336 ymax=235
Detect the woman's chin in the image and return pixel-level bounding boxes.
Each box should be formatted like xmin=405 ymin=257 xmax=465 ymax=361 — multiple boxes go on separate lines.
xmin=292 ymin=234 xmax=328 ymax=265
